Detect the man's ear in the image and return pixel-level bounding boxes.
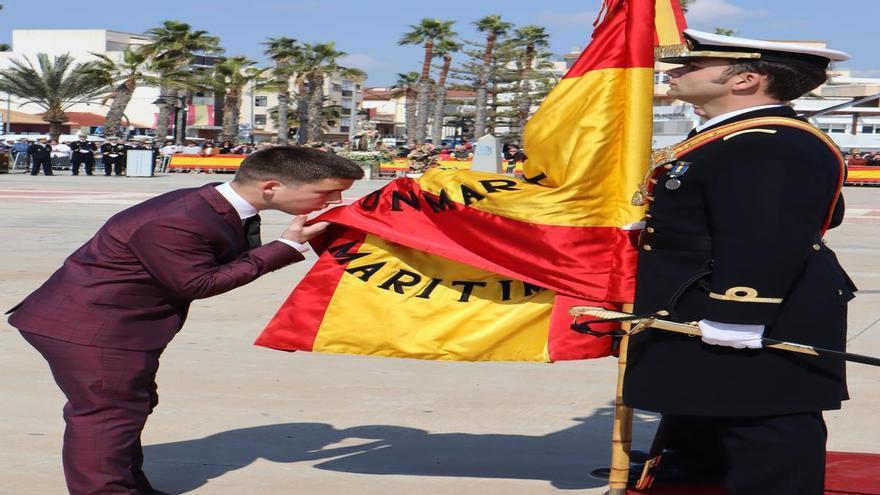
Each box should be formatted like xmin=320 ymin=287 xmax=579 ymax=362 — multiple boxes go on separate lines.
xmin=731 ymin=71 xmax=764 ymax=92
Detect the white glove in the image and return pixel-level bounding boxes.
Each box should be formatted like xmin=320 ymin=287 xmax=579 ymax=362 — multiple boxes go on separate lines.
xmin=698 ymin=319 xmax=764 ymax=349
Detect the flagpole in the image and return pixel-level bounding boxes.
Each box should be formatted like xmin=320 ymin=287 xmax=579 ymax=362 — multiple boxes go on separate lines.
xmin=608 ymin=303 xmax=634 ymax=495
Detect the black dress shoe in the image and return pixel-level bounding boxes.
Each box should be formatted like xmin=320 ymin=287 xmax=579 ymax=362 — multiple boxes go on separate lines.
xmin=139 ymin=489 xmax=170 ymax=495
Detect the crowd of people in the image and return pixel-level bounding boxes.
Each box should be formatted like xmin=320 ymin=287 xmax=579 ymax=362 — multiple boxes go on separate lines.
xmin=843 ymin=149 xmax=880 ymax=166
xmin=2 ymin=133 xmax=537 ymax=177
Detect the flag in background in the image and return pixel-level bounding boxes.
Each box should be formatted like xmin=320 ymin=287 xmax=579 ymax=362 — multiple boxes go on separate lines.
xmin=255 ymin=0 xmax=688 ymax=362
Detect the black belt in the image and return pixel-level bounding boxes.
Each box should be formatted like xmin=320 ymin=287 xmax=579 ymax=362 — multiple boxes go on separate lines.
xmin=638 ymin=231 xmax=712 ymax=251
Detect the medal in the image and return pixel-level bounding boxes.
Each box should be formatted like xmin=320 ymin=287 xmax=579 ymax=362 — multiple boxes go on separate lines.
xmin=665 ymin=178 xmax=681 ymax=190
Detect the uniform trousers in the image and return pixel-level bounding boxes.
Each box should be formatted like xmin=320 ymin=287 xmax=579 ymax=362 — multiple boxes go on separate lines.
xmin=103 ymin=157 xmax=124 ymax=176
xmin=31 ymin=155 xmax=53 ymax=175
xmin=661 ymin=412 xmax=827 ymax=495
xmin=71 ymin=157 xmax=94 ymax=176
xmin=21 ymin=331 xmax=163 ymax=495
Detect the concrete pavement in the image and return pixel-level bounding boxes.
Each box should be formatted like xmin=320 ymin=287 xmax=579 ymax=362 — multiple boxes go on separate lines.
xmin=1 ymin=172 xmax=878 ymax=494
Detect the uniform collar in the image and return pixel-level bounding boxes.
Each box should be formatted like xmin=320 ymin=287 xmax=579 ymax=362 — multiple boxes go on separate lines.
xmin=214 ymin=182 xmax=258 ymax=221
xmin=695 ymin=104 xmax=788 ymax=133
xmin=692 ymin=105 xmax=799 ymax=136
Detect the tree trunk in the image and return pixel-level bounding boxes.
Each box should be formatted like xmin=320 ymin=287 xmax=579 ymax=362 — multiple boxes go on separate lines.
xmin=296 ymin=80 xmax=309 ymax=144
xmin=405 ymin=89 xmax=417 ymax=146
xmin=276 ymin=78 xmax=290 ymax=145
xmin=103 ymin=81 xmax=136 ymax=139
xmin=415 ymin=79 xmax=431 ymax=144
xmin=517 ymin=48 xmax=534 ymax=146
xmin=474 ymin=34 xmax=496 ymax=139
xmin=221 ymin=89 xmax=240 ymax=142
xmin=431 ymin=85 xmax=446 ymax=145
xmin=155 ymin=85 xmax=174 ymax=141
xmin=175 ymin=90 xmax=189 ymax=145
xmin=48 ymin=121 xmax=64 ymax=142
xmin=306 ymin=74 xmax=324 ymax=142
xmin=430 ymin=55 xmax=452 ymax=145
xmin=415 ymin=39 xmax=434 ymax=144
xmin=488 ymin=79 xmax=498 ymax=135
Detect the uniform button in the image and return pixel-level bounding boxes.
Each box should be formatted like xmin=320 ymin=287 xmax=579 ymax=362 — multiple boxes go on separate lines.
xmin=664 ymin=164 xmax=674 ymax=170
xmin=646 ymin=227 xmax=655 ymax=233
xmin=812 ymin=244 xmax=821 ymax=251
xmin=642 ymin=244 xmax=652 ymax=251
xmin=645 ymin=214 xmax=653 ymax=219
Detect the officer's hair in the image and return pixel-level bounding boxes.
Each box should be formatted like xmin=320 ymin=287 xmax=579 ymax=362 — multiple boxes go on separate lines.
xmin=721 ymin=60 xmax=828 ymax=102
xmin=233 ymin=146 xmax=364 ymax=185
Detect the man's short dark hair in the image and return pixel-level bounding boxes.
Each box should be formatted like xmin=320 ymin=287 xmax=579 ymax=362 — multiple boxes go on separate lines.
xmin=722 ymin=59 xmax=828 ymax=102
xmin=234 ymin=146 xmax=364 ymax=184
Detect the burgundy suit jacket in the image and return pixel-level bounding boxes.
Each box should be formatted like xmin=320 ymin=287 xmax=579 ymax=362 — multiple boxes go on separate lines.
xmin=8 ymin=183 xmax=304 ymax=350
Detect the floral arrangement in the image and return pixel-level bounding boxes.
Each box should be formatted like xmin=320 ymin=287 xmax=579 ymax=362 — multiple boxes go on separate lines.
xmin=406 ymin=143 xmax=440 ymax=173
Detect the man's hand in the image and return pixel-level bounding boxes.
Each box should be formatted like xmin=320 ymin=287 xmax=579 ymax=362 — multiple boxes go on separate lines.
xmin=699 ymin=320 xmax=764 ymax=349
xmin=281 ymin=216 xmax=330 ymax=243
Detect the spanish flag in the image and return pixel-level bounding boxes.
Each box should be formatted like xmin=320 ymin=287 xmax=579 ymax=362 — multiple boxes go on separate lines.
xmin=255 ymin=0 xmax=687 ymax=362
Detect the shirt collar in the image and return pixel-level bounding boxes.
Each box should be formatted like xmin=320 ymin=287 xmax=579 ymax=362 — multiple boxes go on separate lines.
xmin=214 ymin=182 xmax=258 ymax=221
xmin=695 ymin=104 xmax=786 ymax=132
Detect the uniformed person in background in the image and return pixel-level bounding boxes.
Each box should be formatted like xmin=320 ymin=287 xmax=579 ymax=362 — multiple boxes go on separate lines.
xmin=69 ymin=134 xmax=97 ymax=176
xmin=100 ymin=137 xmax=127 ymax=176
xmin=623 ymin=30 xmax=856 ymax=495
xmin=27 ymin=137 xmax=53 ymax=176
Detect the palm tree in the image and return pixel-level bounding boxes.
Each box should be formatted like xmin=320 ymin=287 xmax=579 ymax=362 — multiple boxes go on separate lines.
xmin=212 ymin=56 xmax=265 ymax=142
xmin=430 ymin=39 xmax=461 ymax=145
xmin=0 ymin=53 xmax=107 ymax=141
xmin=263 ymin=36 xmax=300 ymax=145
xmin=511 ymin=25 xmax=550 ymax=139
xmin=680 ymin=0 xmax=695 ymax=12
xmin=390 ymin=72 xmax=419 ymax=146
xmin=83 ymin=48 xmax=157 ymax=138
xmin=398 ymin=18 xmax=456 ymax=144
xmin=294 ymin=43 xmax=365 ymax=143
xmin=473 ymin=15 xmax=512 ymax=138
xmin=141 ymin=21 xmax=222 ymax=142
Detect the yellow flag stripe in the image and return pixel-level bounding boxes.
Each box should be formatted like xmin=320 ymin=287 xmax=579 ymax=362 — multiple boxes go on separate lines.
xmin=312 ymin=234 xmax=554 ymax=361
xmin=417 ymin=67 xmax=652 ymax=228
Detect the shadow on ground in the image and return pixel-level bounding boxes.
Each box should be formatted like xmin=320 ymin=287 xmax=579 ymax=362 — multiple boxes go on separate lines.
xmin=144 ymin=405 xmax=659 ymax=493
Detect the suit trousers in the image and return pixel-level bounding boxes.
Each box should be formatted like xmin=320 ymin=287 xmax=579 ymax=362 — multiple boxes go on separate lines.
xmin=21 ymin=331 xmax=163 ymax=495
xmin=661 ymin=412 xmax=827 ymax=495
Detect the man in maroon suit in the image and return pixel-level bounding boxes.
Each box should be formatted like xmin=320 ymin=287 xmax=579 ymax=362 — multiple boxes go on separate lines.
xmin=7 ymin=146 xmax=364 ymax=495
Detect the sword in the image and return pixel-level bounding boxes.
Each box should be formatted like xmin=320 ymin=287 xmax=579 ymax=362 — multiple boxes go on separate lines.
xmin=569 ymin=306 xmax=880 ymax=367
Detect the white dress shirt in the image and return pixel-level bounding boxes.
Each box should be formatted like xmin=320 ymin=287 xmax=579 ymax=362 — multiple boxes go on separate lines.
xmin=214 ymin=182 xmax=309 ymax=253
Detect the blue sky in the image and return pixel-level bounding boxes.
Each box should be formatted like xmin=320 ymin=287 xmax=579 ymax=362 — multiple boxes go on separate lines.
xmin=1 ymin=0 xmax=877 ymax=86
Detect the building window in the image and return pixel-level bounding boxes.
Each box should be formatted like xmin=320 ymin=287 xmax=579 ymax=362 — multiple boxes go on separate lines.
xmin=254 ymin=114 xmax=267 ymax=127
xmin=654 ymin=72 xmax=670 ymax=84
xmin=341 ymin=98 xmax=353 ymax=109
xmin=828 ymin=124 xmax=846 ymax=134
xmin=342 ymin=80 xmax=354 ymax=91
xmin=255 ymin=96 xmax=268 ymax=107
xmin=340 ymin=117 xmax=351 ymax=128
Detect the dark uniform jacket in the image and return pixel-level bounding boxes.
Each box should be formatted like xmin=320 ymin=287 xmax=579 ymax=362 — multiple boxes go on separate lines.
xmin=100 ymin=142 xmax=127 ymax=157
xmin=623 ymin=106 xmax=856 ymax=417
xmin=70 ymin=140 xmax=97 ymax=159
xmin=27 ymin=143 xmax=52 ymax=157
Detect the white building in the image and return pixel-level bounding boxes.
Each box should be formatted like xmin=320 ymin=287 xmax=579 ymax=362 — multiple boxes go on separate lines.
xmin=0 ymin=29 xmax=159 ymax=132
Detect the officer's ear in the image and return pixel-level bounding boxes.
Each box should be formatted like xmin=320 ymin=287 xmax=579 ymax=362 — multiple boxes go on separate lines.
xmin=730 ymin=71 xmax=765 ymax=94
